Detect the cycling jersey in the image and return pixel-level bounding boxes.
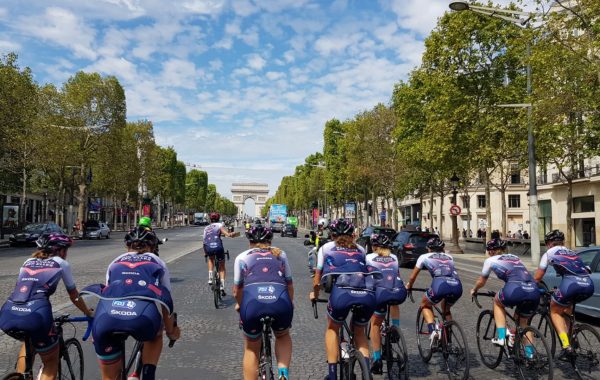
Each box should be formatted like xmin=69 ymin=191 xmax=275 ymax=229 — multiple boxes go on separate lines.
xmin=0 ymin=256 xmax=75 ymax=353
xmin=416 ymin=252 xmax=462 ymax=305
xmin=366 ymin=253 xmax=407 ymax=315
xmin=538 ymin=246 xmax=594 ymax=306
xmin=203 ymin=222 xmax=225 ymax=257
xmin=481 ymin=254 xmax=539 ymax=316
xmin=234 ymin=248 xmax=293 ymax=339
xmin=82 ymin=252 xmax=174 ymax=363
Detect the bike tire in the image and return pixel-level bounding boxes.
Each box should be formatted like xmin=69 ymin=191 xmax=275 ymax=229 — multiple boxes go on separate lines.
xmin=59 ymin=338 xmax=84 ymax=380
xmin=213 ymin=272 xmax=221 ymax=309
xmin=476 ymin=310 xmax=503 ymax=369
xmin=572 ymin=323 xmax=600 ymax=379
xmin=258 ymin=340 xmax=275 ymax=380
xmin=442 ymin=320 xmax=470 ymax=380
xmin=515 ymin=326 xmax=553 ymax=380
xmin=385 ymin=326 xmax=409 ymax=380
xmin=1 ymin=373 xmax=24 ymax=380
xmin=529 ymin=313 xmax=556 ymax=357
xmin=345 ymin=350 xmax=372 ymax=380
xmin=124 ymin=341 xmax=143 ymax=380
xmin=416 ymin=307 xmax=433 ymax=363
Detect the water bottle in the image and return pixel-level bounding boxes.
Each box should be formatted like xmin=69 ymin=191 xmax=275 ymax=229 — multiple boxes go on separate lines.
xmin=340 ymin=339 xmax=350 ymax=359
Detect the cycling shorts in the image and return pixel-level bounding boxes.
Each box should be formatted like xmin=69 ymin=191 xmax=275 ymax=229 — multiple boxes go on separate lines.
xmin=92 ymin=299 xmax=162 ymax=364
xmin=203 ymin=244 xmax=225 ymax=261
xmin=0 ymin=299 xmax=57 ymax=354
xmin=497 ymin=281 xmax=540 ymax=317
xmin=552 ymin=274 xmax=594 ymax=307
xmin=425 ymin=277 xmax=463 ymax=306
xmin=239 ymin=284 xmax=293 ymax=339
xmin=327 ymin=285 xmax=376 ymax=326
xmin=374 ymin=285 xmax=407 ymax=316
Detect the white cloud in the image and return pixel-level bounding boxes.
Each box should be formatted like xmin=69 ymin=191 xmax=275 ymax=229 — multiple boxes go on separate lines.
xmin=0 ymin=39 xmax=20 ymax=52
xmin=85 ymin=56 xmax=139 ymax=83
xmin=0 ymin=7 xmax=7 ymax=19
xmin=247 ymin=54 xmax=266 ymax=71
xmin=385 ymin=0 xmax=447 ymax=36
xmin=17 ymin=7 xmax=97 ymax=59
xmin=182 ymin=0 xmax=226 ymax=15
xmin=314 ymin=32 xmax=364 ymax=55
xmin=230 ymin=0 xmax=258 ymax=17
xmin=161 ymin=59 xmax=198 ymax=89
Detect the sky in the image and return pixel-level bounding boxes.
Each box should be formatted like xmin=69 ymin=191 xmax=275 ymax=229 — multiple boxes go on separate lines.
xmin=0 ymin=0 xmax=542 ymax=202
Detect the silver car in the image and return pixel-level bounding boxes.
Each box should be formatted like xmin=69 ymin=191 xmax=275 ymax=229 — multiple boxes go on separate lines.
xmin=540 ymin=247 xmax=600 ymax=318
xmin=84 ymin=221 xmax=111 ymax=239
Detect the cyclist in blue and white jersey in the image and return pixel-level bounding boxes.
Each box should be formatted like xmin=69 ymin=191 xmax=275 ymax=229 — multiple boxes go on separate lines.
xmin=83 ymin=226 xmax=180 ymax=380
xmin=405 ymin=237 xmax=463 ymax=346
xmin=234 ymin=225 xmax=293 ymax=380
xmin=471 ymin=239 xmax=539 ymax=355
xmin=533 ymin=229 xmax=594 ymax=360
xmin=203 ymin=212 xmax=238 ymax=296
xmin=0 ymin=233 xmax=93 ymax=380
xmin=366 ymin=233 xmax=407 ymax=374
xmin=309 ymin=218 xmax=378 ymax=380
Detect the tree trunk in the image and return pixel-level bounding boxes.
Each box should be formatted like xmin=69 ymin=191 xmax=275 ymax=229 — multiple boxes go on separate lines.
xmin=485 ymin=172 xmax=492 ymax=242
xmin=566 ymin=179 xmax=574 ymax=248
xmin=20 ymin=167 xmax=28 ymax=225
xmin=438 ymin=187 xmax=445 ymax=239
xmin=77 ymin=164 xmax=87 ymax=223
xmin=113 ymin=195 xmax=118 ymax=230
xmin=500 ymin=188 xmax=507 ymax=237
xmin=372 ymin=190 xmax=378 ymax=225
xmin=429 ymin=184 xmax=434 ymax=231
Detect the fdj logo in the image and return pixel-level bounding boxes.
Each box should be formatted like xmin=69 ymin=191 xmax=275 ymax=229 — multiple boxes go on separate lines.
xmin=112 ymin=300 xmax=137 ymax=309
xmin=258 ymin=286 xmax=275 ymax=294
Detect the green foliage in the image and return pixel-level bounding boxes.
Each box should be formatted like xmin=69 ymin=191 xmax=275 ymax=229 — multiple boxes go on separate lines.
xmin=185 ymin=169 xmax=208 ymax=211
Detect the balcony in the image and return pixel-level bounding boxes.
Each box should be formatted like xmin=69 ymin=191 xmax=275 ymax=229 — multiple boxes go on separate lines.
xmin=537 ymin=165 xmax=600 ymax=185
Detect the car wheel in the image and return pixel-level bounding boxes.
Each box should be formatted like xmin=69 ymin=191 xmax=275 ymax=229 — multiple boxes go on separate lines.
xmin=106 ymin=233 xmax=110 ymax=239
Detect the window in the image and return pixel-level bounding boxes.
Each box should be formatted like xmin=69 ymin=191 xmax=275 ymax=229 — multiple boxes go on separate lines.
xmin=461 ymin=196 xmax=469 ymax=209
xmin=508 ymin=194 xmax=521 ymax=208
xmin=577 ymin=250 xmax=598 ymax=268
xmin=510 ymin=164 xmax=521 ymax=184
xmin=477 ymin=195 xmax=486 ymax=208
xmin=573 ymin=196 xmax=594 ymax=213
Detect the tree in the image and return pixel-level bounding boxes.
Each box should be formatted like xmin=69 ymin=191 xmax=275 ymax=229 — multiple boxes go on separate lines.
xmin=185 ymin=169 xmax=208 ymax=211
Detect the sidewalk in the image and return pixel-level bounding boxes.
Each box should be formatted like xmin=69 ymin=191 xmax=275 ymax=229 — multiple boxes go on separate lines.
xmin=455 ymin=244 xmax=537 ymax=270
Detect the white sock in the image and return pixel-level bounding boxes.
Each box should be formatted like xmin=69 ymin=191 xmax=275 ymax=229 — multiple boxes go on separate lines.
xmin=220 ymin=279 xmax=225 ymax=289
xmin=208 ymin=271 xmax=213 ymax=280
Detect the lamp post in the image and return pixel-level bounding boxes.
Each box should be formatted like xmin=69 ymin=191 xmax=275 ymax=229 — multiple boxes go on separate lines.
xmin=449 ymin=1 xmax=540 ymax=265
xmin=450 ymin=172 xmax=464 ymax=254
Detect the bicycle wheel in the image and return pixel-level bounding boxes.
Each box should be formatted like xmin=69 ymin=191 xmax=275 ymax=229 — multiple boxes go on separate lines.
xmin=59 ymin=338 xmax=84 ymax=380
xmin=572 ymin=323 xmax=600 ymax=379
xmin=529 ymin=313 xmax=556 ymax=357
xmin=1 ymin=373 xmax=24 ymax=380
xmin=442 ymin=320 xmax=470 ymax=380
xmin=515 ymin=326 xmax=553 ymax=380
xmin=345 ymin=350 xmax=372 ymax=380
xmin=258 ymin=340 xmax=275 ymax=380
xmin=213 ymin=274 xmax=221 ymax=309
xmin=124 ymin=341 xmax=143 ymax=379
xmin=385 ymin=326 xmax=409 ymax=380
xmin=476 ymin=310 xmax=503 ymax=369
xmin=416 ymin=307 xmax=433 ymax=363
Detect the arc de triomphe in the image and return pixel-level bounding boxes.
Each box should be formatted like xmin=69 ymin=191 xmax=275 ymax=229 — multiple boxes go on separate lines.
xmin=231 ymin=183 xmax=269 ymax=218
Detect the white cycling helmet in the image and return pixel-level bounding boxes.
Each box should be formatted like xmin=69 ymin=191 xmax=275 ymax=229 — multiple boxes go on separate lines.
xmin=317 ymin=218 xmax=329 ymax=228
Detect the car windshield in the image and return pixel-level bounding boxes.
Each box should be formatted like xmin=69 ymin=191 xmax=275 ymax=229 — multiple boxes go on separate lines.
xmin=408 ymin=234 xmax=434 ymax=247
xmin=285 ymin=224 xmax=295 ymax=228
xmin=374 ymin=228 xmax=396 ymax=238
xmin=24 ymin=224 xmax=45 ymax=232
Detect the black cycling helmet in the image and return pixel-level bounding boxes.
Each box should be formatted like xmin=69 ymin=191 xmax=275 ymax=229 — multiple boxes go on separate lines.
xmin=486 ymin=238 xmax=507 ymax=251
xmin=329 ymin=218 xmax=354 ymax=236
xmin=371 ymin=233 xmax=392 ymax=249
xmin=36 ymin=233 xmax=73 ymax=253
xmin=246 ymin=225 xmax=273 ymax=243
xmin=426 ymin=236 xmax=445 ymax=251
xmin=544 ymin=229 xmax=565 ymax=243
xmin=125 ymin=226 xmax=158 ymax=247
xmin=209 ymin=212 xmax=220 ymax=222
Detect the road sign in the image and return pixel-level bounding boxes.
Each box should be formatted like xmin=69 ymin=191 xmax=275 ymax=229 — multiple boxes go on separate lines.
xmin=449 ymin=204 xmax=462 ymax=216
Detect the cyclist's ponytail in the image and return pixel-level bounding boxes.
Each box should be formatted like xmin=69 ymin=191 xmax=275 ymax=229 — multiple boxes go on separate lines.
xmin=335 ymin=235 xmax=358 ymax=250
xmin=31 ymin=250 xmax=51 ymax=259
xmin=374 ymin=246 xmax=391 ymax=256
xmin=255 ymin=243 xmax=282 ymax=258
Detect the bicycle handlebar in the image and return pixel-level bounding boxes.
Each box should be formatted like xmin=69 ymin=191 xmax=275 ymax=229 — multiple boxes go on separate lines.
xmin=168 ymin=313 xmax=178 ymax=348
xmin=55 ymin=315 xmax=93 ymax=341
xmin=407 ymin=288 xmax=428 ymax=304
xmin=471 ymin=291 xmax=496 ymax=309
xmin=311 ymin=299 xmax=328 ymax=319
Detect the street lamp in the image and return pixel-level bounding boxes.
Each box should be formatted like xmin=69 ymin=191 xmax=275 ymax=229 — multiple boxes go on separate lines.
xmin=449 ymin=172 xmax=464 ymax=254
xmin=449 ymin=1 xmax=540 ymax=265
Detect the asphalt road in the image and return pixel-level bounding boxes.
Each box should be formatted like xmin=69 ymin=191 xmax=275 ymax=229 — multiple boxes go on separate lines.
xmin=1 ymin=226 xmax=598 ymax=379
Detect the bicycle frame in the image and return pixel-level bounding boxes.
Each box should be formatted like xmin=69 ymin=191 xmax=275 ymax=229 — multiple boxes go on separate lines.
xmin=259 ymin=317 xmax=275 ymax=380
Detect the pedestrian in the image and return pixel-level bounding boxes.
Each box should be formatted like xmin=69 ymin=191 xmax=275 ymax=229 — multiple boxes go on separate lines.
xmin=462 ymin=229 xmax=467 ymax=238
xmin=434 ymin=227 xmax=439 ymax=235
xmin=516 ymin=230 xmax=523 ymax=239
xmin=469 ymin=229 xmax=473 ymax=238
xmin=523 ymin=230 xmax=530 ymax=239
xmin=477 ymin=229 xmax=482 ymax=239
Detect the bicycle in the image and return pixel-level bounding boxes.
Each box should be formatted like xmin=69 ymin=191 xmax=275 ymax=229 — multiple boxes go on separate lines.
xmin=205 ymin=250 xmax=230 ymax=309
xmin=2 ymin=314 xmax=92 ymax=380
xmin=312 ymin=299 xmax=372 ymax=380
xmin=409 ymin=288 xmax=469 ymax=380
xmin=529 ymin=287 xmax=600 ymax=379
xmin=473 ymin=290 xmax=553 ymax=379
xmin=258 ymin=316 xmax=276 ymax=380
xmin=369 ymin=304 xmax=409 ymax=379
xmin=119 ymin=313 xmax=178 ymax=380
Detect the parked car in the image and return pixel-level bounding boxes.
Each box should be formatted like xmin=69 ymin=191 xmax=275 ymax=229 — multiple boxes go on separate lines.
xmin=281 ymin=224 xmax=298 ymax=238
xmin=83 ymin=220 xmax=111 ymax=239
xmin=540 ymin=247 xmax=600 ymax=318
xmin=356 ymin=226 xmax=397 ymax=253
xmin=392 ymin=230 xmax=438 ymax=268
xmin=9 ymin=222 xmax=64 ymax=246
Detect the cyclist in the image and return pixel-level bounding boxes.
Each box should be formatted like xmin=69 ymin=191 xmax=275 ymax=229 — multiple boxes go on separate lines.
xmin=533 ymin=229 xmax=594 ymax=360
xmin=405 ymin=237 xmax=463 ymax=346
xmin=470 ymin=239 xmax=539 ymax=356
xmin=0 ymin=233 xmax=94 ymax=380
xmin=309 ymin=218 xmax=378 ymax=380
xmin=366 ymin=233 xmax=407 ymax=374
xmin=203 ymin=212 xmax=238 ymax=296
xmin=86 ymin=226 xmax=180 ymax=380
xmin=234 ymin=225 xmax=293 ymax=380
xmin=138 ymin=216 xmax=152 ymax=229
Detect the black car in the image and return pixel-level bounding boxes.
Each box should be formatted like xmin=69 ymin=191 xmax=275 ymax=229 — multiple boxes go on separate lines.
xmin=392 ymin=230 xmax=437 ymax=267
xmin=356 ymin=226 xmax=397 ymax=253
xmin=281 ymin=224 xmax=298 ymax=238
xmin=9 ymin=222 xmax=64 ymax=246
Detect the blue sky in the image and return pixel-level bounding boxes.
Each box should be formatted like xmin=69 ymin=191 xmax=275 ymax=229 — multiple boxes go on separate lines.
xmin=0 ymin=0 xmax=538 ymax=201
